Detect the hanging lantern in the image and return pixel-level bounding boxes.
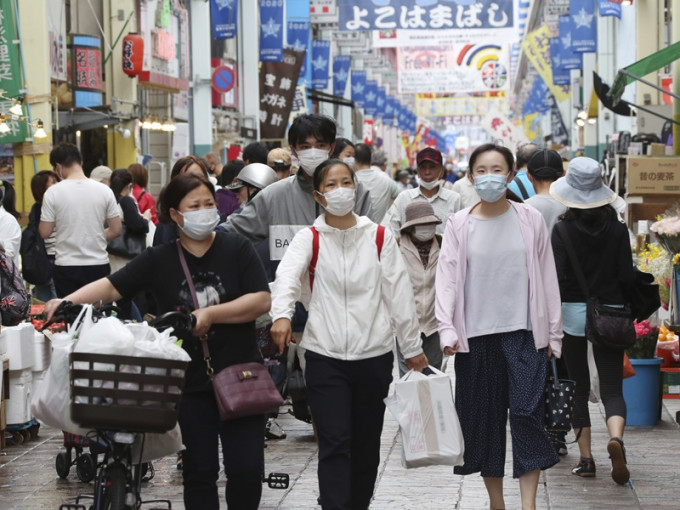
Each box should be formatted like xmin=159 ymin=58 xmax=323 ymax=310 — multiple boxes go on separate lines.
xmin=122 ymin=33 xmax=143 ymax=77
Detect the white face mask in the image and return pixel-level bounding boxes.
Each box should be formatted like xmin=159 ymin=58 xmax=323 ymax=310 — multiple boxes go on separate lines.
xmin=297 ymin=148 xmax=330 ymax=176
xmin=473 ymin=174 xmax=508 ymax=203
xmin=342 ymin=157 xmax=355 ymax=170
xmin=413 ymin=224 xmax=436 ymax=242
xmin=318 ymin=187 xmax=356 ymax=216
xmin=179 ymin=208 xmax=220 ymax=240
xmin=417 ymin=175 xmax=440 ymax=190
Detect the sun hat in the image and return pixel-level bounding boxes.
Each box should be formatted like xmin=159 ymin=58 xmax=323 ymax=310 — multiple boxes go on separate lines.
xmin=90 ymin=165 xmax=112 ymax=183
xmin=527 ymin=149 xmax=563 ymax=180
xmin=400 ymin=201 xmax=442 ymax=231
xmin=549 ymin=157 xmax=616 ymax=209
xmin=416 ymin=147 xmax=443 ymax=166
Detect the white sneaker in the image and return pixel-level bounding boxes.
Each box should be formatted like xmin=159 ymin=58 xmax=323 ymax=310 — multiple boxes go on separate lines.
xmin=265 ymin=418 xmax=286 ymax=440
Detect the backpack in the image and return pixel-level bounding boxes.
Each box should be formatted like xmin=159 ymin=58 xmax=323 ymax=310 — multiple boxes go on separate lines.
xmin=0 ymin=250 xmax=31 ymax=325
xmin=20 ymin=220 xmax=52 ymax=285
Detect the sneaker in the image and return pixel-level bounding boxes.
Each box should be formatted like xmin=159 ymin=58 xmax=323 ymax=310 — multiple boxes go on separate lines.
xmin=572 ymin=458 xmax=596 ymax=477
xmin=607 ymin=438 xmax=630 ymax=485
xmin=265 ymin=418 xmax=287 ymax=440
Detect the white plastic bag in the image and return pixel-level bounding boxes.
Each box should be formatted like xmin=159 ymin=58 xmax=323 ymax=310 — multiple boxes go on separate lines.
xmin=75 ymin=316 xmax=135 ymax=356
xmin=385 ymin=366 xmax=464 ymax=468
xmin=131 ymin=423 xmax=183 ymax=463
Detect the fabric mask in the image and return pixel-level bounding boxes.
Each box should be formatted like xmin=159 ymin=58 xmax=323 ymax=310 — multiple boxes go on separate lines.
xmin=413 ymin=224 xmax=436 ymax=242
xmin=297 ymin=148 xmax=329 ymax=176
xmin=417 ymin=176 xmax=440 ymax=190
xmin=474 ymin=174 xmax=508 ymax=203
xmin=318 ymin=187 xmax=356 ymax=216
xmin=342 ymin=157 xmax=355 ymax=170
xmin=179 ymin=208 xmax=220 ymax=240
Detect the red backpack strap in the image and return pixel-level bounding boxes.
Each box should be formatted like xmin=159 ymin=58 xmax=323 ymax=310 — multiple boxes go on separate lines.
xmin=309 ymin=227 xmax=319 ymax=291
xmin=376 ymin=225 xmax=385 ymax=261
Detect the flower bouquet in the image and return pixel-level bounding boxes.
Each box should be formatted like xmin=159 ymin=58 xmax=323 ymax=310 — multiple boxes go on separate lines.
xmin=637 ymin=244 xmax=671 ymax=309
xmin=650 ymin=205 xmax=680 ymax=254
xmin=627 ymin=320 xmax=659 ymax=359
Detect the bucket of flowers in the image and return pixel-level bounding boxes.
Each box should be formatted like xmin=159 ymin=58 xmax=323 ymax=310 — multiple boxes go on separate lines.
xmin=627 ymin=320 xmax=659 ymax=359
xmin=637 ymin=243 xmax=671 ymax=310
xmin=650 ymin=205 xmax=680 ymax=255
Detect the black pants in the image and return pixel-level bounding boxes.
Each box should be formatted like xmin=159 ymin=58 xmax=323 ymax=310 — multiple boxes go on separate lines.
xmin=561 ymin=333 xmax=626 ymax=428
xmin=304 ymin=350 xmax=393 ymax=510
xmin=178 ymin=391 xmax=264 ymax=510
xmin=53 ymin=264 xmax=110 ymax=298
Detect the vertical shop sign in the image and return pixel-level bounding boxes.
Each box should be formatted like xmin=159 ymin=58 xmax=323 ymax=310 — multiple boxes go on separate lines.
xmin=333 ymin=55 xmax=351 ymax=97
xmin=259 ymin=49 xmax=304 ymax=139
xmin=363 ymin=80 xmax=378 ymax=116
xmin=70 ymin=34 xmax=103 ymax=107
xmin=521 ymin=25 xmax=570 ymax=102
xmin=210 ymin=0 xmax=238 ymax=40
xmin=259 ymin=0 xmax=284 ymax=62
xmin=351 ymin=69 xmax=367 ymax=108
xmin=598 ymin=0 xmax=621 ymax=19
xmin=0 ymin=0 xmax=28 ymax=142
xmin=310 ymin=40 xmax=331 ymax=90
xmin=375 ymin=87 xmax=386 ymax=120
xmin=570 ymin=0 xmax=597 ymax=53
xmin=287 ymin=21 xmax=310 ymax=75
xmin=47 ymin=0 xmax=67 ymax=81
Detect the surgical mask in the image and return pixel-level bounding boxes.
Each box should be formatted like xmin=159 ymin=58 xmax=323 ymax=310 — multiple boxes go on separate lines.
xmin=417 ymin=175 xmax=440 ymax=190
xmin=179 ymin=208 xmax=220 ymax=240
xmin=297 ymin=148 xmax=329 ymax=176
xmin=342 ymin=157 xmax=355 ymax=170
xmin=413 ymin=224 xmax=436 ymax=242
xmin=318 ymin=187 xmax=356 ymax=216
xmin=474 ymin=174 xmax=508 ymax=203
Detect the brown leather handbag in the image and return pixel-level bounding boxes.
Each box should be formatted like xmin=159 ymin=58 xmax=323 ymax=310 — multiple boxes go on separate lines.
xmin=176 ymin=240 xmax=283 ymax=421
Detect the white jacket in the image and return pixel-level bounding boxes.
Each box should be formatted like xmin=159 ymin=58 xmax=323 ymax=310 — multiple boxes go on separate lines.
xmin=270 ymin=214 xmax=423 ymax=361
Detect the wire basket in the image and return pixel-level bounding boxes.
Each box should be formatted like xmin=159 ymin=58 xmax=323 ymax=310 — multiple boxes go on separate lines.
xmin=69 ymin=352 xmax=188 ymax=433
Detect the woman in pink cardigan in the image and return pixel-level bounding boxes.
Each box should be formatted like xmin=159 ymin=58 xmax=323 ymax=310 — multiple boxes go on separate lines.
xmin=435 ymin=143 xmax=563 ymax=510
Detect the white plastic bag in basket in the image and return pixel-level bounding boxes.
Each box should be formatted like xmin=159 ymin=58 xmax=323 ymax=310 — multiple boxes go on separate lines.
xmin=75 ymin=316 xmax=135 ymax=356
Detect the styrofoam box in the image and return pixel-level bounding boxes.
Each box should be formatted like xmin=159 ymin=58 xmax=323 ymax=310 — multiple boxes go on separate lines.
xmin=33 ymin=332 xmax=51 ymax=372
xmin=0 ymin=323 xmax=36 ymax=371
xmin=31 ymin=370 xmax=47 ymax=399
xmin=6 ymin=380 xmax=32 ymax=425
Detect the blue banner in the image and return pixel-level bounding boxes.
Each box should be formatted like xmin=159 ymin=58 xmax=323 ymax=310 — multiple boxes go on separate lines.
xmin=523 ymin=76 xmax=551 ymax=117
xmin=550 ymin=38 xmax=573 ymax=86
xmin=384 ymin=96 xmax=396 ymax=123
xmin=287 ymin=21 xmax=310 ymax=75
xmin=598 ymin=0 xmax=621 ymax=19
xmin=364 ymin=80 xmax=378 ymax=116
xmin=375 ymin=87 xmax=386 ymax=120
xmin=259 ymin=0 xmax=284 ymax=62
xmin=557 ymin=15 xmax=583 ymax=70
xmin=570 ymin=0 xmax=597 ymax=53
xmin=333 ymin=55 xmax=351 ymax=97
xmin=351 ymin=69 xmax=367 ymax=107
xmin=210 ymin=0 xmax=238 ymax=40
xmin=338 ymin=0 xmax=514 ymax=32
xmin=310 ymin=40 xmax=331 ymax=90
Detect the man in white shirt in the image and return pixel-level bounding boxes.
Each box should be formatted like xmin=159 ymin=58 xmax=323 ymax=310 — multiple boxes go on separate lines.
xmin=353 ymin=144 xmax=399 ymax=222
xmin=39 ymin=143 xmax=122 ymax=297
xmin=0 ymin=182 xmax=21 ymax=268
xmin=383 ymin=147 xmax=462 ymax=239
xmin=451 ymin=171 xmax=481 ymax=208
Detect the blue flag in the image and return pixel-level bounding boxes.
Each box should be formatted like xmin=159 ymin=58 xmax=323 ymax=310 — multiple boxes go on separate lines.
xmin=259 ymin=0 xmax=284 ymax=62
xmin=351 ymin=70 xmax=367 ymax=107
xmin=287 ymin=21 xmax=310 ymax=75
xmin=210 ymin=0 xmax=238 ymax=40
xmin=550 ymin=38 xmax=572 ymax=86
xmin=598 ymin=0 xmax=621 ymax=19
xmin=310 ymin=40 xmax=331 ymax=90
xmin=549 ymin=94 xmax=570 ymax=145
xmin=364 ymin=80 xmax=378 ymax=116
xmin=523 ymin=76 xmax=551 ymax=117
xmin=384 ymin=96 xmax=396 ymax=123
xmin=375 ymin=87 xmax=386 ymax=120
xmin=333 ymin=56 xmax=351 ymax=97
xmin=557 ymin=15 xmax=583 ymax=70
xmin=570 ymin=0 xmax=597 ymax=53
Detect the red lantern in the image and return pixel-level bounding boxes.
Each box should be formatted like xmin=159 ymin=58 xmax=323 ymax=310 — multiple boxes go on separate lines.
xmin=122 ymin=33 xmax=143 ymax=77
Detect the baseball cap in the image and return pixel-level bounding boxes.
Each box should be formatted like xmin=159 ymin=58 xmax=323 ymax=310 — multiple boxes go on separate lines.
xmin=527 ymin=149 xmax=563 ymax=180
xmin=267 ymin=148 xmax=292 ymax=169
xmin=416 ymin=147 xmax=443 ymax=166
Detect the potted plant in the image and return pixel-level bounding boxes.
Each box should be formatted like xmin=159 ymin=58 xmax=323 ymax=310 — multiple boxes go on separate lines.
xmin=623 ymin=320 xmax=663 ymax=425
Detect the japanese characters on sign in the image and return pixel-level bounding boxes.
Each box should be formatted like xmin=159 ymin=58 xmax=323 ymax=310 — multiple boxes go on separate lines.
xmin=521 ymin=25 xmax=570 ymax=103
xmin=70 ymin=34 xmax=103 ymax=108
xmin=415 ymin=94 xmax=509 ymax=117
xmin=0 ymin=0 xmax=28 ymax=142
xmin=481 ymin=108 xmax=530 ymax=148
xmin=259 ymin=49 xmax=304 ymax=139
xmin=598 ymin=0 xmax=622 ymax=19
xmin=260 ymin=0 xmax=284 ymax=62
xmin=211 ymin=0 xmax=239 ymax=40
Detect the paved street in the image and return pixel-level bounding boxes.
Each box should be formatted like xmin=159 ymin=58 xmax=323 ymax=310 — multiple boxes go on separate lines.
xmin=2 ymin=362 xmax=680 ymax=509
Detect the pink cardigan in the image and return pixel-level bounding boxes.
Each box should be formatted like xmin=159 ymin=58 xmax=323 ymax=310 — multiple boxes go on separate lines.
xmin=435 ymin=201 xmax=563 ymax=357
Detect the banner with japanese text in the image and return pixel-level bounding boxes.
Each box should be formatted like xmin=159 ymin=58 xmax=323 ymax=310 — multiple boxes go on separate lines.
xmin=415 ymin=94 xmax=509 ymax=117
xmin=310 ymin=40 xmax=331 ymax=90
xmin=481 ymin=108 xmax=530 ymax=147
xmin=521 ymin=25 xmax=570 ymax=103
xmin=71 ymin=34 xmax=103 ymax=108
xmin=0 ymin=0 xmax=28 ymax=142
xmin=570 ymin=0 xmax=597 ymax=53
xmin=287 ymin=21 xmax=310 ymax=75
xmin=351 ymin=69 xmax=367 ymax=107
xmin=598 ymin=0 xmax=621 ymax=19
xmin=259 ymin=0 xmax=284 ymax=62
xmin=333 ymin=55 xmax=351 ymax=97
xmin=210 ymin=0 xmax=238 ymax=40
xmin=259 ymin=49 xmax=304 ymax=139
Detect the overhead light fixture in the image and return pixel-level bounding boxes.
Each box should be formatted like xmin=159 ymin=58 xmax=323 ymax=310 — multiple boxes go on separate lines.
xmin=621 ymin=0 xmax=633 ymax=5
xmin=577 ymin=110 xmax=588 ymax=120
xmin=76 ymin=130 xmax=82 ymax=137
xmin=161 ymin=119 xmax=176 ymax=132
xmin=587 ymin=117 xmax=597 ymax=125
xmin=150 ymin=118 xmax=162 ymax=130
xmin=141 ymin=118 xmax=152 ymax=130
xmin=34 ymin=119 xmax=47 ymax=138
xmin=9 ymin=97 xmax=23 ymax=116
xmin=575 ymin=118 xmax=585 ymax=127
xmin=0 ymin=120 xmax=9 ymax=134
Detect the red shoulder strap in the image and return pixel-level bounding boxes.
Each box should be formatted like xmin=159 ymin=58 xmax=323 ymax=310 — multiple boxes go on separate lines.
xmin=376 ymin=225 xmax=385 ymax=261
xmin=309 ymin=227 xmax=319 ymax=291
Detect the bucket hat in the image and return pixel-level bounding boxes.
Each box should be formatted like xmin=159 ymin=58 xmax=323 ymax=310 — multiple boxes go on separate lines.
xmin=401 ymin=201 xmax=442 ymax=231
xmin=549 ymin=157 xmax=616 ymax=209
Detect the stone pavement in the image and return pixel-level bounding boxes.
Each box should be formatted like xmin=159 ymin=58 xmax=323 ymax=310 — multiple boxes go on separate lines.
xmin=2 ymin=364 xmax=680 ymax=510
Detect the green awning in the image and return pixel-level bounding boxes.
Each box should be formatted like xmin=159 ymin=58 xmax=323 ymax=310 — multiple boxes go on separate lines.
xmin=608 ymin=40 xmax=680 ymax=105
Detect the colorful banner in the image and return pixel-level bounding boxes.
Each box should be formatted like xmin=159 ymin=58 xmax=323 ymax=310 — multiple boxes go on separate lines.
xmin=549 ymin=93 xmax=570 ymax=146
xmin=287 ymin=21 xmax=310 ymax=75
xmin=259 ymin=0 xmax=284 ymax=62
xmin=570 ymin=0 xmax=597 ymax=53
xmin=333 ymin=55 xmax=351 ymax=97
xmin=339 ymin=0 xmax=514 ymax=32
xmin=415 ymin=94 xmax=509 ymax=117
xmin=364 ymin=80 xmax=378 ymax=116
xmin=71 ymin=34 xmax=103 ymax=108
xmin=522 ymin=76 xmax=551 ymax=117
xmin=398 ymin=44 xmax=510 ymax=94
xmin=598 ymin=0 xmax=621 ymax=19
xmin=555 ymin=16 xmax=582 ymax=70
xmin=210 ymin=0 xmax=238 ymax=40
xmin=351 ymin=69 xmax=367 ymax=107
xmin=481 ymin=108 xmax=530 ymax=147
xmin=0 ymin=0 xmax=27 ymax=142
xmin=521 ymin=25 xmax=570 ymax=103
xmin=310 ymin=40 xmax=331 ymax=90
xmin=259 ymin=49 xmax=304 ymax=139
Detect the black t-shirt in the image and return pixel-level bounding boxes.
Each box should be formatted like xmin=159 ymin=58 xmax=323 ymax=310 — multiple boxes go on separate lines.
xmin=108 ymin=231 xmax=269 ymax=392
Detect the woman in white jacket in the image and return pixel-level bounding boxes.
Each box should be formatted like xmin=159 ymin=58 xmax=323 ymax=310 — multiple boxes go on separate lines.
xmin=271 ymin=159 xmax=428 ymax=510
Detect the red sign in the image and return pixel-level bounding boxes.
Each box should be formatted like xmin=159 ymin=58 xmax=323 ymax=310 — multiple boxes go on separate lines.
xmin=363 ymin=120 xmax=374 ymax=145
xmin=211 ymin=59 xmax=238 ymax=108
xmin=74 ymin=47 xmax=102 ymax=90
xmin=212 ymin=65 xmax=235 ymax=93
xmin=152 ymin=29 xmax=176 ymax=61
xmin=122 ymin=33 xmax=144 ymax=77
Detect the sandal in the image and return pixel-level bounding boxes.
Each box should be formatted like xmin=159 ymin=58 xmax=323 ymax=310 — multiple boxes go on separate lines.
xmin=607 ymin=437 xmax=629 ymax=485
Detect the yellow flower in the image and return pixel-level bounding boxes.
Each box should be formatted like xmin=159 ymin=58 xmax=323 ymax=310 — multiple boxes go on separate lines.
xmin=674 ymin=253 xmax=680 ymax=266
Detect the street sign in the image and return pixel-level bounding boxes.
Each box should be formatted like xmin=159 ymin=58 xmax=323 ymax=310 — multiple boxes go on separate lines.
xmin=212 ymin=65 xmax=235 ymax=93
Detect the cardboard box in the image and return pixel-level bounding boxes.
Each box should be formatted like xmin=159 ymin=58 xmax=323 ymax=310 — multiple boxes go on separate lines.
xmin=650 ymin=143 xmax=667 ymax=156
xmin=626 ymin=156 xmax=680 ymax=195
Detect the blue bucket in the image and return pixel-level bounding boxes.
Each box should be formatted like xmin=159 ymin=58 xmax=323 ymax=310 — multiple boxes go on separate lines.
xmin=623 ymin=357 xmax=663 ymax=426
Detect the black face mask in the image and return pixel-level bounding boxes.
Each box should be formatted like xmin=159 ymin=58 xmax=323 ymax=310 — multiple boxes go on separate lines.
xmin=247 ymin=187 xmax=260 ymax=203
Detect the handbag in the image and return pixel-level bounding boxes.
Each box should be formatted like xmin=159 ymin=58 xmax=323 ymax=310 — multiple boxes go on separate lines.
xmin=555 ymin=223 xmax=636 ymax=351
xmin=544 ymin=357 xmax=576 ymax=433
xmin=20 ymin=211 xmax=52 ymax=285
xmin=107 ymin=223 xmax=146 ymax=259
xmin=176 ymin=240 xmax=282 ymax=421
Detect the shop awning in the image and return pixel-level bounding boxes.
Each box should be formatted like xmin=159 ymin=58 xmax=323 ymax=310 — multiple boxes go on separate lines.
xmin=307 ymin=89 xmax=354 ymax=108
xmin=56 ymin=108 xmax=130 ymax=131
xmin=608 ymin=41 xmax=680 ymax=105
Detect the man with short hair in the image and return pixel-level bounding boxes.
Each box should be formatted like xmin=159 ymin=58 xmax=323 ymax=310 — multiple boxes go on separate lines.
xmin=39 ymin=143 xmax=122 ymax=297
xmin=371 ymin=149 xmax=388 ymax=173
xmin=243 ymin=142 xmax=269 ymax=165
xmin=508 ymin=143 xmax=540 ymax=200
xmin=383 ymin=147 xmax=462 ymax=240
xmin=354 ymin=143 xmax=399 ymax=222
xmin=267 ymin=147 xmax=293 ymax=180
xmin=204 ymin=152 xmax=223 ymax=178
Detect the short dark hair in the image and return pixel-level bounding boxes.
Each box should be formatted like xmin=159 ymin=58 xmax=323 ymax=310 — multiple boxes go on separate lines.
xmin=219 ymin=160 xmax=246 ymax=186
xmin=354 ymin=143 xmax=372 ymax=166
xmin=515 ymin=143 xmax=540 ymax=170
xmin=158 ymin=174 xmax=215 ymax=224
xmin=110 ymin=168 xmax=133 ymax=198
xmin=170 ymin=155 xmax=210 ymax=180
xmin=127 ymin=163 xmax=148 ymax=188
xmin=0 ymin=180 xmax=20 ymax=218
xmin=330 ymin=138 xmax=354 ymax=158
xmin=288 ymin=114 xmax=336 ymax=148
xmin=313 ymin=159 xmax=355 ymax=192
xmin=242 ymin=142 xmax=269 ymax=164
xmin=469 ymin=143 xmax=515 ymax=174
xmin=31 ymin=170 xmax=60 ymax=204
xmin=49 ymin=143 xmax=82 ymax=168
xmin=560 ymin=205 xmax=618 ymax=227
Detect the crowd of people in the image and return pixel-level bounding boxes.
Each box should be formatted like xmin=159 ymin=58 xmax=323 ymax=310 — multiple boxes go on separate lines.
xmin=0 ymin=113 xmax=633 ymax=510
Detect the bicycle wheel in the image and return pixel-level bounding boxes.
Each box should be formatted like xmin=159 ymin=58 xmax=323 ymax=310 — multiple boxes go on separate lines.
xmin=101 ymin=463 xmax=128 ymax=510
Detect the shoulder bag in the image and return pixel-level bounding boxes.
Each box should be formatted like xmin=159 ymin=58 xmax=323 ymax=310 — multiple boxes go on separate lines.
xmin=555 ymin=222 xmax=635 ymax=350
xmin=176 ymin=240 xmax=282 ymax=421
xmin=107 ymin=223 xmax=147 ymax=259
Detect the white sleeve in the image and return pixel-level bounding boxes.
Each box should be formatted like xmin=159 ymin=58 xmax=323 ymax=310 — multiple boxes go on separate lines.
xmin=41 ymin=189 xmax=56 ymax=222
xmin=381 ymin=193 xmax=404 ymax=240
xmin=0 ymin=215 xmax=21 ymax=259
xmin=270 ymin=228 xmax=314 ymax=322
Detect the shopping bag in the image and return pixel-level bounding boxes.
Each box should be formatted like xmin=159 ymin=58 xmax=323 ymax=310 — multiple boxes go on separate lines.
xmin=384 ymin=366 xmax=464 ymax=468
xmin=131 ymin=423 xmax=183 ymax=463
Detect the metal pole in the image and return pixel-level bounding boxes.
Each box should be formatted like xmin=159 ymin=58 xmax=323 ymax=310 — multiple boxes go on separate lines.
xmin=674 ymin=0 xmax=680 ymax=155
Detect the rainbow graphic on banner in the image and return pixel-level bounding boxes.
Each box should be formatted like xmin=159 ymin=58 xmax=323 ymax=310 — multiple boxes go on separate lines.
xmin=457 ymin=44 xmax=503 ymax=69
